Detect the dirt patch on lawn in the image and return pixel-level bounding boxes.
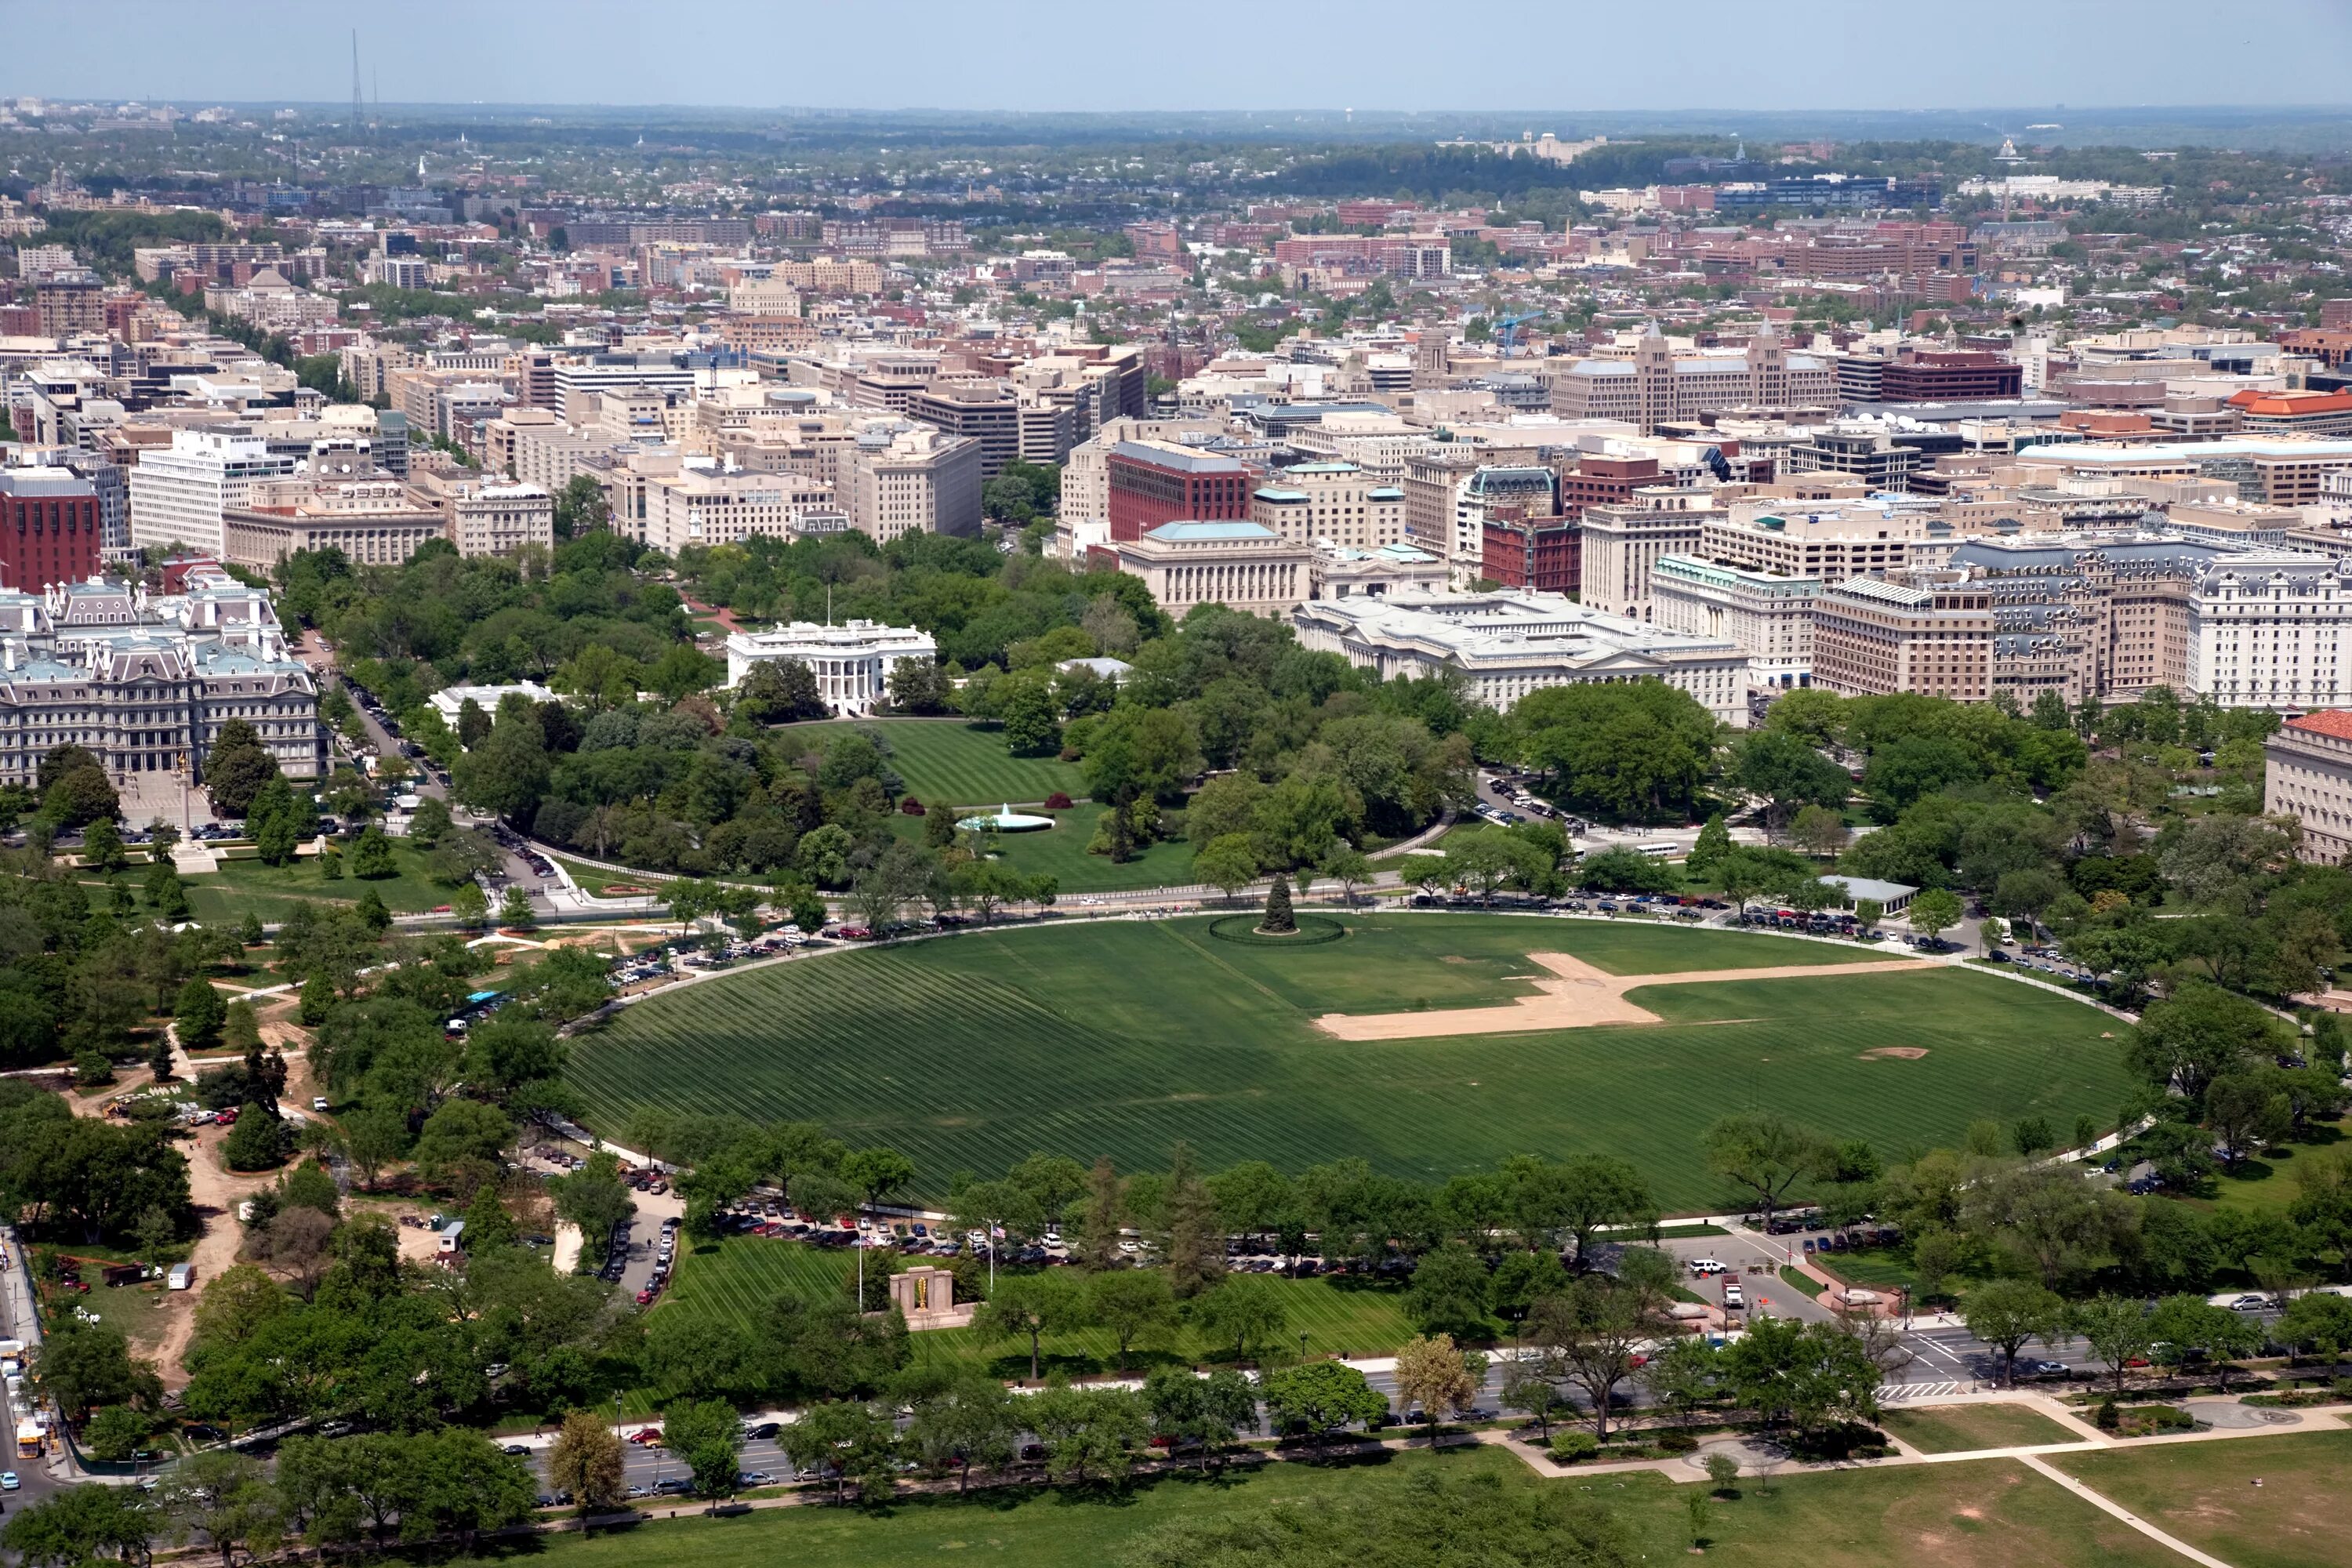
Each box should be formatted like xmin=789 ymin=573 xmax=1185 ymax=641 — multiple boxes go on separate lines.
xmin=1860 ymin=1046 xmax=1931 ymax=1060
xmin=1313 ymin=953 xmax=1943 ymax=1041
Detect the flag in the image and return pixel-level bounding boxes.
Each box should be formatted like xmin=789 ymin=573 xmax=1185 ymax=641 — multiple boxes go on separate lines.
xmin=990 ymin=1225 xmax=1005 ymax=1240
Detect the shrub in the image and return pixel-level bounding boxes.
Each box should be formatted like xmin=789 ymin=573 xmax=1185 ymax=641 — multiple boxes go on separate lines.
xmin=2095 ymin=1398 xmax=2120 ymax=1430
xmin=1044 ymin=792 xmax=1073 ymax=810
xmin=899 ymin=797 xmax=926 ymax=815
xmin=72 ymin=1051 xmax=115 ymax=1087
xmin=1549 ymin=1432 xmax=1600 ymax=1464
xmin=1657 ymin=1430 xmax=1699 ymax=1454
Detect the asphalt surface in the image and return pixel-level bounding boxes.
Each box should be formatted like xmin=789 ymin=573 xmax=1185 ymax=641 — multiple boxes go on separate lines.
xmin=0 ymin=1236 xmax=60 ymax=1512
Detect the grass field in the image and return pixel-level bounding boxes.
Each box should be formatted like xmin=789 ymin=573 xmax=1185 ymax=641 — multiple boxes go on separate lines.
xmin=655 ymin=1233 xmax=1423 ymax=1377
xmin=881 ymin=810 xmax=1202 ymax=895
xmin=1879 ymin=1403 xmax=2085 ymax=1454
xmin=2052 ymin=1429 xmax=2352 ymax=1568
xmin=779 ymin=719 xmax=1088 ymax=808
xmin=81 ymin=840 xmax=465 ymax=925
xmin=566 ymin=914 xmax=2138 ymax=1209
xmin=448 ymin=1446 xmax=2199 ymax=1568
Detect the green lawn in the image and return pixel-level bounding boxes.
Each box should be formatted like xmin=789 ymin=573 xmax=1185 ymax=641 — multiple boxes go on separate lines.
xmin=82 ymin=840 xmax=467 ymax=925
xmin=779 ymin=719 xmax=1088 ymax=808
xmin=2180 ymin=1120 xmax=2347 ymax=1218
xmin=1879 ymin=1403 xmax=2084 ymax=1455
xmin=883 ymin=811 xmax=1202 ymax=895
xmin=565 ymin=914 xmax=2137 ymax=1209
xmin=445 ymin=1447 xmax=2194 ymax=1568
xmin=2052 ymin=1429 xmax=2352 ymax=1568
xmin=655 ymin=1233 xmax=1424 ymax=1381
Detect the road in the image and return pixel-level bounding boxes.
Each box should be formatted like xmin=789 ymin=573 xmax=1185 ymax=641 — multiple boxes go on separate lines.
xmin=0 ymin=1229 xmax=61 ymax=1510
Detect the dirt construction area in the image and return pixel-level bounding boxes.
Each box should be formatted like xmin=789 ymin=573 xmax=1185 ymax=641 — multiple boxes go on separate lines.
xmin=1312 ymin=951 xmax=1944 ymax=1040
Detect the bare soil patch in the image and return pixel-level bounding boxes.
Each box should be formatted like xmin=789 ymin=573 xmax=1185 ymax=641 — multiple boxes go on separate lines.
xmin=1860 ymin=1046 xmax=1931 ymax=1060
xmin=1312 ymin=953 xmax=1943 ymax=1041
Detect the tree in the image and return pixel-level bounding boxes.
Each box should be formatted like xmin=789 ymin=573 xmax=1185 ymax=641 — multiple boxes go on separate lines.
xmin=1194 ymin=833 xmax=1260 ymax=902
xmin=2276 ymin=1290 xmax=2352 ymax=1379
xmin=975 ymin=1270 xmax=1090 ymax=1381
xmin=221 ymin=1106 xmax=291 ymax=1172
xmin=349 ymin=826 xmax=396 ymax=879
xmin=1530 ymin=1269 xmax=1668 ymax=1440
xmin=662 ymin=1398 xmax=744 ymax=1500
xmin=2071 ymin=1294 xmax=2154 ymax=1394
xmin=497 ymin=885 xmax=535 ymax=930
xmin=1403 ymin=1242 xmax=1492 ymax=1338
xmin=546 ymin=1410 xmax=626 ymax=1512
xmin=1392 ymin=1332 xmax=1480 ymax=1440
xmin=81 ymin=818 xmax=129 ymax=874
xmin=841 ymin=1144 xmax=916 ymax=1212
xmin=1261 ymin=1359 xmax=1388 ymax=1449
xmin=1259 ymin=873 xmax=1297 ymax=933
xmin=1142 ymin=1365 xmax=1258 ymax=1472
xmin=2147 ymin=1294 xmax=2260 ymax=1391
xmin=903 ymin=1374 xmax=1017 ymax=1492
xmin=1790 ymin=804 xmax=1850 ymax=860
xmin=45 ymin=766 xmax=119 ymax=831
xmin=1319 ymin=845 xmax=1373 ymax=906
xmin=1960 ymin=1279 xmax=2067 ymax=1387
xmin=1701 ymin=1111 xmax=1831 ymax=1232
xmin=1189 ymin=1275 xmax=1290 ymax=1365
xmin=1163 ymin=1142 xmax=1225 ymax=1298
xmin=1 ymin=1477 xmax=155 ymax=1566
xmin=36 ymin=1323 xmax=162 ymax=1423
xmin=203 ymin=720 xmax=281 ymax=818
xmin=1500 ymin=1356 xmax=1572 ymax=1443
xmin=2205 ymin=1073 xmax=2292 ymax=1172
xmin=1907 ymin=887 xmax=1964 ymax=945
xmin=1087 ymin=1269 xmax=1177 ymax=1370
xmin=175 ymin=978 xmax=227 ymax=1054
xmin=2128 ymin=982 xmax=2285 ymax=1105
xmin=159 ymin=1450 xmax=281 ymax=1568
xmin=784 ymin=1399 xmax=901 ymax=1504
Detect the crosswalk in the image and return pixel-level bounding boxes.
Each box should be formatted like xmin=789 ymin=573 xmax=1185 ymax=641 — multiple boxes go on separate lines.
xmin=1882 ymin=1378 xmax=1965 ymax=1402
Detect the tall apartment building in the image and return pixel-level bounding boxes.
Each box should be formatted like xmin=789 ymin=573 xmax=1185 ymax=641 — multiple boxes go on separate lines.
xmin=2265 ymin=710 xmax=2352 ymax=866
xmin=33 ymin=271 xmax=106 ymax=337
xmin=1811 ymin=574 xmax=1995 ymax=702
xmin=847 ymin=426 xmax=982 ymax=543
xmin=129 ymin=428 xmax=298 ymax=557
xmin=1105 ymin=441 xmax=1254 ymax=543
xmin=1249 ymin=462 xmax=1406 ymax=550
xmin=0 ymin=468 xmax=105 ymax=590
xmin=1650 ymin=555 xmax=1819 ymax=690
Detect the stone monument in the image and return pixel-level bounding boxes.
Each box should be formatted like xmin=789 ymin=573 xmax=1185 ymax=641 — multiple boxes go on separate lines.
xmin=887 ymin=1264 xmax=975 ymax=1330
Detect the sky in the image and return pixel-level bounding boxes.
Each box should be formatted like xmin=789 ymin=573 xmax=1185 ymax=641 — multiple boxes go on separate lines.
xmin=7 ymin=0 xmax=2350 ymax=114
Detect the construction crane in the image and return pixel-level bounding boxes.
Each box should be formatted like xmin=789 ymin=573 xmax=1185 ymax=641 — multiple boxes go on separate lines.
xmin=1491 ymin=310 xmax=1544 ymax=355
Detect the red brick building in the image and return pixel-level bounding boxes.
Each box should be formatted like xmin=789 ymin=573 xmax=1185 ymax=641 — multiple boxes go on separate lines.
xmin=1879 ymin=350 xmax=2024 ymax=401
xmin=1557 ymin=456 xmax=1661 ymax=519
xmin=1105 ymin=442 xmax=1255 ymax=543
xmin=1480 ymin=506 xmax=1580 ymax=594
xmin=0 ymin=469 xmax=103 ymax=591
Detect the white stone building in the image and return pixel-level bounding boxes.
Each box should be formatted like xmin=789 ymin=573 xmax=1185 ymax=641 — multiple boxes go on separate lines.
xmin=1291 ymin=589 xmax=1754 ymax=725
xmin=2265 ymin=710 xmax=2352 ymax=866
xmin=128 ymin=429 xmax=298 ymax=557
xmin=723 ymin=620 xmax=938 ymax=716
xmin=1650 ymin=555 xmax=1820 ymax=691
xmin=2186 ymin=553 xmax=2352 ymax=710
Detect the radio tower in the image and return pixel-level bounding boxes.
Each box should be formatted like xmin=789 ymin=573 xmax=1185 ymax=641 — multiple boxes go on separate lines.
xmin=350 ymin=30 xmax=365 ymax=140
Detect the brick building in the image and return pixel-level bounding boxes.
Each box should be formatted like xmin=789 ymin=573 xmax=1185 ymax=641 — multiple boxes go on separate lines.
xmin=1105 ymin=441 xmax=1254 ymax=543
xmin=0 ymin=468 xmax=105 ymax=590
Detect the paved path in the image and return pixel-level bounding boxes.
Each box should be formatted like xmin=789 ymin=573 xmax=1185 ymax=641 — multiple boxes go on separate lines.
xmin=2016 ymin=1452 xmax=2238 ymax=1568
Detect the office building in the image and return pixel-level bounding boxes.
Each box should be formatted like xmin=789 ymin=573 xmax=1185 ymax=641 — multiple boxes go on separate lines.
xmin=2266 ymin=710 xmax=2352 ymax=866
xmin=1548 ymin=328 xmax=1835 ymax=434
xmin=846 ymin=425 xmax=982 ymax=543
xmin=2185 ymin=553 xmax=2352 ymax=710
xmin=128 ymin=428 xmax=298 ymax=557
xmin=406 ymin=470 xmax=556 ymax=559
xmin=1650 ymin=554 xmax=1819 ymax=690
xmin=1293 ymin=590 xmax=1753 ymax=725
xmin=1113 ymin=521 xmax=1311 ymax=619
xmin=222 ymin=474 xmax=447 ymax=570
xmin=644 ymin=465 xmax=834 ymax=554
xmin=1577 ymin=502 xmax=1715 ymax=620
xmin=1249 ymin=462 xmax=1407 ymax=550
xmin=1811 ymin=574 xmax=1995 ymax=702
xmin=1105 ymin=440 xmax=1254 ymax=543
xmin=906 ymin=380 xmax=1074 ymax=481
xmin=0 ymin=467 xmax=105 ymax=590
xmin=0 ymin=574 xmax=321 ymax=786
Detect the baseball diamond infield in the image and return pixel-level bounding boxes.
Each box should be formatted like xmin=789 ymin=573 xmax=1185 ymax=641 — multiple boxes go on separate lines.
xmin=1312 ymin=953 xmax=1947 ymax=1039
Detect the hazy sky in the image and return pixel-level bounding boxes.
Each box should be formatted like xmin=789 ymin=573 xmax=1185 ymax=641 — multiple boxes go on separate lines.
xmin=8 ymin=0 xmax=2349 ymax=113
